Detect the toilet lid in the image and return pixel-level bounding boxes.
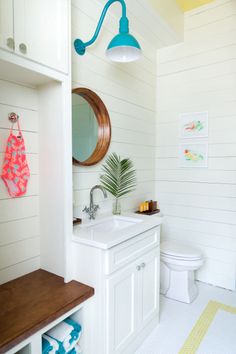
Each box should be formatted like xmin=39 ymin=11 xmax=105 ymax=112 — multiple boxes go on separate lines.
xmin=161 ymin=241 xmax=202 ymax=260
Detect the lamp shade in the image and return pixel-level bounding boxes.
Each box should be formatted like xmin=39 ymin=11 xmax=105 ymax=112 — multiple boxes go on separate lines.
xmin=106 ymin=33 xmax=142 ymax=62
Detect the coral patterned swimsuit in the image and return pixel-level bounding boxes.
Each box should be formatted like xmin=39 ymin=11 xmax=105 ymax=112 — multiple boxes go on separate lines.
xmin=1 ymin=121 xmax=30 ymax=197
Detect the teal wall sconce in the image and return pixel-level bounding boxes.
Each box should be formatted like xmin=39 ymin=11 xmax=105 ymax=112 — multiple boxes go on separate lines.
xmin=74 ymin=0 xmax=142 ymax=63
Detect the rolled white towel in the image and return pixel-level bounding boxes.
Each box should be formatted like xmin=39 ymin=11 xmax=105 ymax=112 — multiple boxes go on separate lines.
xmin=46 ymin=321 xmax=74 ymax=343
xmin=42 ymin=334 xmax=59 ymax=354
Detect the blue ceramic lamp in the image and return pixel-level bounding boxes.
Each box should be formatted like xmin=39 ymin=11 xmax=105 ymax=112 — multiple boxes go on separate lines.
xmin=74 ymin=0 xmax=142 ymax=62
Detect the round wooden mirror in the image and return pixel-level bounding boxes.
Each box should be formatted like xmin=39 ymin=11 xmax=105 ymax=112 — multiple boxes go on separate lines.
xmin=72 ymin=88 xmax=111 ymax=166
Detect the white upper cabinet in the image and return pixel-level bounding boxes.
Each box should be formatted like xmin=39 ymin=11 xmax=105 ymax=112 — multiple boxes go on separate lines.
xmin=0 ymin=0 xmax=69 ymax=73
xmin=0 ymin=0 xmax=14 ymax=51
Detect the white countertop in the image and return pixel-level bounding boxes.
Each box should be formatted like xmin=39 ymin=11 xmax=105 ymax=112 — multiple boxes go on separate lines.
xmin=72 ymin=212 xmax=163 ymax=250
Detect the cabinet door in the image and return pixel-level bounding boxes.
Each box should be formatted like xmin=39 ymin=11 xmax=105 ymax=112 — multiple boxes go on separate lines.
xmin=106 ymin=263 xmax=139 ymax=354
xmin=139 ymin=247 xmax=160 ymax=329
xmin=13 ymin=0 xmax=68 ymax=73
xmin=0 ymin=0 xmax=14 ymax=51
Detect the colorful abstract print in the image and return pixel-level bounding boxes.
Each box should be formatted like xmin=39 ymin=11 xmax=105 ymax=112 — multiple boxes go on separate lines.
xmin=184 ymin=120 xmax=204 ymax=132
xmin=184 ymin=149 xmax=204 ymax=162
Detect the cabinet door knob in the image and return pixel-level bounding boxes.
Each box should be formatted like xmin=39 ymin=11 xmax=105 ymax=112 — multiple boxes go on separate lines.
xmin=19 ymin=43 xmax=27 ymax=54
xmin=136 ymin=265 xmax=141 ymax=271
xmin=141 ymin=262 xmax=146 ymax=268
xmin=6 ymin=37 xmax=15 ymax=50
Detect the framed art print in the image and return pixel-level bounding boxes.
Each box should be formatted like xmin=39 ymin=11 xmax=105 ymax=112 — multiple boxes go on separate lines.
xmin=179 ymin=142 xmax=208 ymax=168
xmin=180 ymin=111 xmax=208 ymax=139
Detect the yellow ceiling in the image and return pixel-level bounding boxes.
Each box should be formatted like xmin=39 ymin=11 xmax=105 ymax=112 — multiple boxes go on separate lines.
xmin=176 ymin=0 xmax=215 ymax=12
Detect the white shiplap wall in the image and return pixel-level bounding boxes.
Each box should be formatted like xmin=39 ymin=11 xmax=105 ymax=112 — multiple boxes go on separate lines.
xmin=156 ymin=0 xmax=236 ymax=290
xmin=72 ymin=0 xmax=159 ymax=216
xmin=0 ymin=79 xmax=40 ymax=284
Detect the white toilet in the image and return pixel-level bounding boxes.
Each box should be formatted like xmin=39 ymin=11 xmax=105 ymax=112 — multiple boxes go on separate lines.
xmin=160 ymin=241 xmax=204 ymax=303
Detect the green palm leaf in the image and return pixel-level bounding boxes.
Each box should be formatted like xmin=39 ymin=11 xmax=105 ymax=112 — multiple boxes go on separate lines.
xmin=100 ymin=153 xmax=136 ymax=198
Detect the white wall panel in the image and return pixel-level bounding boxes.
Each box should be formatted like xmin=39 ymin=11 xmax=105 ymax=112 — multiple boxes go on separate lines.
xmin=156 ymin=0 xmax=236 ymax=290
xmin=156 ymin=157 xmax=236 ymax=171
xmin=164 ymin=215 xmax=236 ymax=239
xmin=156 ymin=181 xmax=236 ymax=199
xmin=184 ymin=1 xmax=235 ymax=30
xmin=72 ymin=0 xmax=158 ymax=218
xmin=185 ymin=14 xmax=236 ymax=42
xmin=0 ymin=80 xmax=38 ymax=109
xmin=158 ymin=192 xmax=236 ymax=212
xmin=0 ymin=80 xmax=39 ymax=284
xmin=0 ymin=217 xmax=40 ymax=246
xmin=0 ymin=257 xmax=40 ymax=285
xmin=0 ymin=104 xmax=38 ymax=131
xmin=0 ymin=237 xmax=40 ymax=269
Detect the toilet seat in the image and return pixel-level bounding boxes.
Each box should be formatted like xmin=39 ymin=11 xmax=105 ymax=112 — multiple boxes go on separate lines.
xmin=161 ymin=241 xmax=202 ymax=260
xmin=161 ymin=253 xmax=204 ymax=271
xmin=161 ymin=253 xmax=202 ymax=262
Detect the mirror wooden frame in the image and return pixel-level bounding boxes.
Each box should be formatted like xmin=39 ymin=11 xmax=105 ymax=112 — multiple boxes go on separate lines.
xmin=72 ymin=87 xmax=111 ymax=166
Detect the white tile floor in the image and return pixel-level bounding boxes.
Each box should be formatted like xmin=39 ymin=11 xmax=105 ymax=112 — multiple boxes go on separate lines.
xmin=135 ymin=282 xmax=236 ymax=354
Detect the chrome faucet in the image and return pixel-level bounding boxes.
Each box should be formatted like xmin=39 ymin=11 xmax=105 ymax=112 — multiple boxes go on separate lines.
xmin=83 ymin=185 xmax=108 ymax=220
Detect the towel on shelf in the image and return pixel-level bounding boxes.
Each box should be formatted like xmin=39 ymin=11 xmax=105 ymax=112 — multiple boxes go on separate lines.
xmin=63 ymin=337 xmax=82 ymax=354
xmin=42 ymin=334 xmax=60 ymax=354
xmin=47 ymin=321 xmax=73 ymax=343
xmin=46 ymin=318 xmax=82 ymax=352
xmin=42 ymin=336 xmax=52 ymax=354
xmin=67 ymin=343 xmax=82 ymax=354
xmin=63 ymin=318 xmax=82 ymax=348
xmin=64 ymin=318 xmax=82 ymax=334
xmin=62 ymin=331 xmax=82 ymax=354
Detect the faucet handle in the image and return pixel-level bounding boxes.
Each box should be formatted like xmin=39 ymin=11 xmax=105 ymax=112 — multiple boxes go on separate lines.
xmin=82 ymin=204 xmax=99 ymax=220
xmin=83 ymin=206 xmax=90 ymax=213
xmin=93 ymin=204 xmax=99 ymax=212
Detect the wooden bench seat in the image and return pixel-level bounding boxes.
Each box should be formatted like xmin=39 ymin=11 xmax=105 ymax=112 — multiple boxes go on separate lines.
xmin=0 ymin=269 xmax=94 ymax=353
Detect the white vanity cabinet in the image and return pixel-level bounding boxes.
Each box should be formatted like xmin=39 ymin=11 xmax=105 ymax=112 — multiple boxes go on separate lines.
xmin=72 ymin=218 xmax=162 ymax=354
xmin=0 ymin=0 xmax=69 ymax=73
xmin=106 ymin=247 xmax=160 ymax=353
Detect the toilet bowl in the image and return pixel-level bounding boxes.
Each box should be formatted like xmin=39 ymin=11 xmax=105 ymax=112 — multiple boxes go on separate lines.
xmin=160 ymin=241 xmax=204 ymax=303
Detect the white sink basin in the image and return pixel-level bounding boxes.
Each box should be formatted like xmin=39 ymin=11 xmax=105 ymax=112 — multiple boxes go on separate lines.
xmin=73 ymin=213 xmax=163 ymax=249
xmin=80 ymin=215 xmax=142 ymax=233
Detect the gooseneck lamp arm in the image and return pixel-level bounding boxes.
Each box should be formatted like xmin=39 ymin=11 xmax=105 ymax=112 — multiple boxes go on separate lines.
xmin=74 ymin=0 xmax=128 ymax=55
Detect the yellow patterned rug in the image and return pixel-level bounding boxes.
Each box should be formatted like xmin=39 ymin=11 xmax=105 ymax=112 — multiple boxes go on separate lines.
xmin=179 ymin=300 xmax=236 ymax=354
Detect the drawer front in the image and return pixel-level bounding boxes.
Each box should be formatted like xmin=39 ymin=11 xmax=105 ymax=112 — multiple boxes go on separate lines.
xmin=104 ymin=226 xmax=160 ymax=275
